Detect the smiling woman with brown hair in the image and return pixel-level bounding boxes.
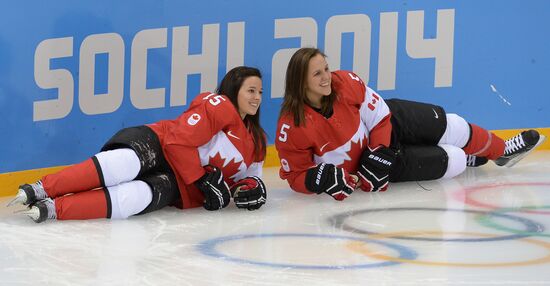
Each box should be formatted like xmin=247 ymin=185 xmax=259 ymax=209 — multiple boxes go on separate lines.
xmin=9 ymin=66 xmax=268 ymax=223
xmin=276 ymin=47 xmax=544 ymax=200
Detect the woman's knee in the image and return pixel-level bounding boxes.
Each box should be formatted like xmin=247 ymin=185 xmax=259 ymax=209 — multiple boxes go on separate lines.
xmin=439 ymin=144 xmax=466 ymax=179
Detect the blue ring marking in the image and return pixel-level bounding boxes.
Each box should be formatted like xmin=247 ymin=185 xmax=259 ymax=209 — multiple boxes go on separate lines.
xmin=329 ymin=207 xmax=545 ymax=242
xmin=197 ymin=233 xmax=417 ymax=269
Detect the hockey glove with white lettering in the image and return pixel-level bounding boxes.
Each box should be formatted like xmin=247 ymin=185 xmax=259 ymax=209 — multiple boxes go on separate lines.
xmin=196 ymin=165 xmax=231 ymax=211
xmin=357 ymin=146 xmax=396 ymax=192
xmin=305 ymin=163 xmax=357 ymax=201
xmin=230 ymin=176 xmax=267 ymax=210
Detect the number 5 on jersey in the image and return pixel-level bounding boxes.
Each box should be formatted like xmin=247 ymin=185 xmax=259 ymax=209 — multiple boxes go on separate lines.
xmin=279 ymin=124 xmax=290 ymax=142
xmin=202 ymin=93 xmax=226 ymax=106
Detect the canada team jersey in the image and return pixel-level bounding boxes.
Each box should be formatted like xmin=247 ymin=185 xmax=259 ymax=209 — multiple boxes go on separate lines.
xmin=275 ymin=70 xmax=392 ymax=194
xmin=148 ymin=92 xmax=264 ymax=208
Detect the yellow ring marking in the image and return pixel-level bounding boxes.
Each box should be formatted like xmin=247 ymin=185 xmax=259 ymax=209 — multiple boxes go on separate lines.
xmin=347 ymin=231 xmax=550 ymax=267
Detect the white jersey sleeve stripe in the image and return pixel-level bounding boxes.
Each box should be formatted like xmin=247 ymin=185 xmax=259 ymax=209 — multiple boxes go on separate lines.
xmin=245 ymin=161 xmax=264 ymax=178
xmin=359 ymin=85 xmax=391 ymax=133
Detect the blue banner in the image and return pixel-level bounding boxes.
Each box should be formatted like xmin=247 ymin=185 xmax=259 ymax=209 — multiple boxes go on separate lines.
xmin=1 ymin=0 xmax=549 ymax=173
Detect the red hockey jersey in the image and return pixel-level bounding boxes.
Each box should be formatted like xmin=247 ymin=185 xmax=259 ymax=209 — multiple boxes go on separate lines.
xmin=275 ymin=70 xmax=392 ymax=194
xmin=148 ymin=92 xmax=264 ymax=208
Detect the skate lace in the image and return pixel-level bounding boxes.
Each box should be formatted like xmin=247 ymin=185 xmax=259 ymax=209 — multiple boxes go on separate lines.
xmin=43 ymin=198 xmax=57 ymax=219
xmin=31 ymin=180 xmax=46 ymax=199
xmin=504 ymin=134 xmax=526 ymax=155
xmin=466 ymin=155 xmax=475 ymax=166
xmin=32 ymin=180 xmax=43 ymax=191
xmin=46 ymin=200 xmax=57 ymax=219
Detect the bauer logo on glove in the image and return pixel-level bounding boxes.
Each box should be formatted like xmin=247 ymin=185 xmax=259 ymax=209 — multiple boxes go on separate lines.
xmin=358 ymin=146 xmax=396 ymax=192
xmin=367 ymin=153 xmax=393 ymax=167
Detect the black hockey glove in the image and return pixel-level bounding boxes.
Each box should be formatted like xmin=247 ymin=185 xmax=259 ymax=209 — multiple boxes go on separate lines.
xmin=230 ymin=176 xmax=267 ymax=210
xmin=357 ymin=146 xmax=396 ymax=192
xmin=305 ymin=163 xmax=357 ymax=201
xmin=195 ymin=165 xmax=231 ymax=211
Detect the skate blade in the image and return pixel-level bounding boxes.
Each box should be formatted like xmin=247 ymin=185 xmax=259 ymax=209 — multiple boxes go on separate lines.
xmin=13 ymin=207 xmax=40 ymax=222
xmin=505 ymin=134 xmax=546 ymax=168
xmin=6 ymin=193 xmax=27 ymax=207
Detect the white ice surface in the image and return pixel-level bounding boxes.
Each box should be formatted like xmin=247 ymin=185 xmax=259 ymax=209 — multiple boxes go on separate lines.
xmin=1 ymin=151 xmax=550 ymax=285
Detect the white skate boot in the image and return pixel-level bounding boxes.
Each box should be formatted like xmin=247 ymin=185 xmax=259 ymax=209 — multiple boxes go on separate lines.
xmin=17 ymin=198 xmax=56 ymax=223
xmin=7 ymin=181 xmax=48 ymax=207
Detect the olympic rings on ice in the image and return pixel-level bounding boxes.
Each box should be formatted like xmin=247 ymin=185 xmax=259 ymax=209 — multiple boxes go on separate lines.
xmin=328 ymin=207 xmax=544 ymax=242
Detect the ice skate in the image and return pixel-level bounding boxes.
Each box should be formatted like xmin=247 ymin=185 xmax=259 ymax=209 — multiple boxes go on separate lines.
xmin=495 ymin=130 xmax=546 ymax=167
xmin=16 ymin=198 xmax=56 ymax=223
xmin=7 ymin=181 xmax=47 ymax=207
xmin=466 ymin=155 xmax=488 ymax=167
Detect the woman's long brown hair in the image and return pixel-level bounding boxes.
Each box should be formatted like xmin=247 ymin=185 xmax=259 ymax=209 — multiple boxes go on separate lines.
xmin=217 ymin=66 xmax=266 ymax=161
xmin=279 ymin=47 xmax=336 ymax=126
